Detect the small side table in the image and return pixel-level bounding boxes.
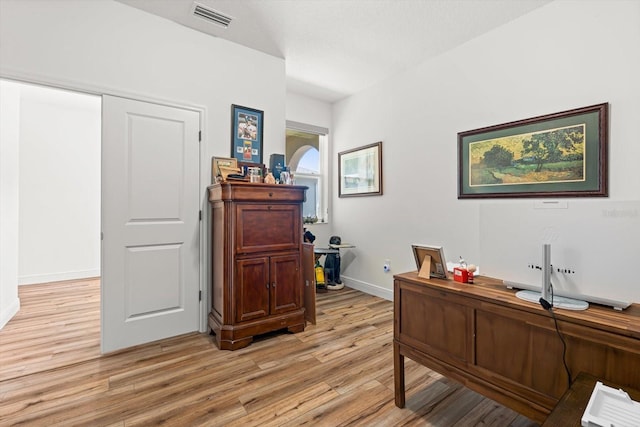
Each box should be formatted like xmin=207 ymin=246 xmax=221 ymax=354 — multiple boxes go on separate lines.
xmin=313 ymin=247 xmax=339 ymax=292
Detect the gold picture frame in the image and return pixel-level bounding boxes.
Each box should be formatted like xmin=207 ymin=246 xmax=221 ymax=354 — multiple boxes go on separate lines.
xmin=211 ymin=156 xmax=238 ymax=183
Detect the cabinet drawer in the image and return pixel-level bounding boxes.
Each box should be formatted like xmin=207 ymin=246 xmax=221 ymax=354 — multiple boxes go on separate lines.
xmin=218 ymin=182 xmax=307 ymax=202
xmin=236 ymin=204 xmax=301 ymax=254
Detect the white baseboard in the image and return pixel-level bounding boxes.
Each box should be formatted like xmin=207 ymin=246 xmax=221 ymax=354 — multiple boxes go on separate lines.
xmin=0 ymin=297 xmax=20 ymax=330
xmin=342 ymin=275 xmax=393 ymax=301
xmin=19 ymin=269 xmax=100 ymax=285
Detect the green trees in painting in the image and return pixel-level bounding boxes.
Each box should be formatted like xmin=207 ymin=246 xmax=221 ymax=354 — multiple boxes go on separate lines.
xmin=483 ymin=145 xmax=514 ymax=168
xmin=470 ymin=125 xmax=585 ymax=186
xmin=521 ymin=126 xmax=584 ymax=173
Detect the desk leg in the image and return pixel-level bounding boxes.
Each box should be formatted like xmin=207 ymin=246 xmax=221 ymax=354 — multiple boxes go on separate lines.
xmin=394 ymin=341 xmax=405 ymax=408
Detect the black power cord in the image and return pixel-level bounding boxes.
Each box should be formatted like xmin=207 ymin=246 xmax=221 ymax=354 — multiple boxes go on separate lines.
xmin=539 ymin=284 xmax=572 ymax=389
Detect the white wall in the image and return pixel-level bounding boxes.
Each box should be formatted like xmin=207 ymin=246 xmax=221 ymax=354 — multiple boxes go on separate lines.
xmin=286 ymin=92 xmax=332 ymax=129
xmin=17 ymin=84 xmax=101 ymax=284
xmin=286 ymin=92 xmax=334 ymax=245
xmin=332 ymin=0 xmax=640 ymax=302
xmin=0 ymin=0 xmax=286 ymax=162
xmin=0 ymin=81 xmax=21 ymax=329
xmin=0 ymin=0 xmax=287 ymax=327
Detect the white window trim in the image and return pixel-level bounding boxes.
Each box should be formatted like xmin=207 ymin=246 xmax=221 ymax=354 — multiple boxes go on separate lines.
xmin=286 ymin=121 xmax=329 ymax=224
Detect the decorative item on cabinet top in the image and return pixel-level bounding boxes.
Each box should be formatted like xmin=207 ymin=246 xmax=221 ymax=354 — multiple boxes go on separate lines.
xmin=211 ymin=156 xmax=240 ymax=183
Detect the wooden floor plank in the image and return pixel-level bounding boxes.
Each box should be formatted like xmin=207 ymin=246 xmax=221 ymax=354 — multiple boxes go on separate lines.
xmin=0 ymin=279 xmax=539 ymax=426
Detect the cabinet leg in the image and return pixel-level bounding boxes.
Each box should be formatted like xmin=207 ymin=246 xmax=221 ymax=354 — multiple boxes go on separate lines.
xmin=394 ymin=342 xmax=406 ymax=408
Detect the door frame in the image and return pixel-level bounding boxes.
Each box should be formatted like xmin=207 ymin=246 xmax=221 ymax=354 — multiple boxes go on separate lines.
xmin=0 ymin=70 xmax=210 ymax=335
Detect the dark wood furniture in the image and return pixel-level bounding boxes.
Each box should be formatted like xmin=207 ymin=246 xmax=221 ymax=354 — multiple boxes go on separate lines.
xmin=302 ymin=242 xmax=316 ymax=324
xmin=543 ymin=372 xmax=640 ymax=426
xmin=393 ymin=271 xmax=640 ymax=423
xmin=208 ymin=182 xmax=307 ymax=350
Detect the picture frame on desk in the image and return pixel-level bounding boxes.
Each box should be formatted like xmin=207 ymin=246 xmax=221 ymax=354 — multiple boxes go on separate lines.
xmin=412 ymin=244 xmax=447 ymax=279
xmin=458 ymin=103 xmax=608 ymax=198
xmin=231 ymin=104 xmax=264 ymax=165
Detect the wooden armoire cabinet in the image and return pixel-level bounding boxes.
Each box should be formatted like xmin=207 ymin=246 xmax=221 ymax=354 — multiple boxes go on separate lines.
xmin=208 ymin=182 xmax=307 ymax=350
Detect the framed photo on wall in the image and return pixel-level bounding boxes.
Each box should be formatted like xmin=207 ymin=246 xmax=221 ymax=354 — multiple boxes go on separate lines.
xmin=338 ymin=141 xmax=383 ymax=197
xmin=231 ymin=104 xmax=263 ymax=164
xmin=458 ymin=103 xmax=608 ymax=198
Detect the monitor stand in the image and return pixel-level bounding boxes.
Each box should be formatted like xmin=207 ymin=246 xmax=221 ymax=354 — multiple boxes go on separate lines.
xmin=515 ymin=290 xmax=589 ymax=311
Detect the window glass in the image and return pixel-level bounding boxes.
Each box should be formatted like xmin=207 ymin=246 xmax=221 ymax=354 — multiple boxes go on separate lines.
xmin=286 ymin=126 xmax=327 ymax=223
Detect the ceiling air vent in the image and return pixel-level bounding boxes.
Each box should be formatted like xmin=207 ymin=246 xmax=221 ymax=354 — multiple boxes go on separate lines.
xmin=192 ymin=2 xmax=233 ymax=28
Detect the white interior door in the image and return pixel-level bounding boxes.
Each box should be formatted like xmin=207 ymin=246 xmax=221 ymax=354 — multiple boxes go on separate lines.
xmin=101 ymin=95 xmax=200 ymax=353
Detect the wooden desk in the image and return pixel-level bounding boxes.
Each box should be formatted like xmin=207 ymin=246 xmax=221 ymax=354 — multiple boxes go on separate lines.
xmin=543 ymin=372 xmax=640 ymax=426
xmin=393 ymin=272 xmax=640 ymax=423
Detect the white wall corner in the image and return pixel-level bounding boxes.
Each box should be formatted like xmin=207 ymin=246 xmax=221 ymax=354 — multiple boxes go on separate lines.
xmin=18 ymin=269 xmax=101 ymax=286
xmin=0 ymin=297 xmax=20 ymax=330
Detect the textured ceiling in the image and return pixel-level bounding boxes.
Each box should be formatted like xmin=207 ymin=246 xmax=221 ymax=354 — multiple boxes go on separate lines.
xmin=116 ymin=0 xmax=552 ymax=103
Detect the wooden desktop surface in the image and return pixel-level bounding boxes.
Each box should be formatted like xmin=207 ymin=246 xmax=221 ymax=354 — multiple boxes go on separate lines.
xmin=542 ymin=372 xmax=640 ymax=426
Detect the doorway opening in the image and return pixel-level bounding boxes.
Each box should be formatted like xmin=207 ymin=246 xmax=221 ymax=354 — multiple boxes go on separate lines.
xmin=1 ymin=77 xmax=204 ymax=366
xmin=0 ymin=78 xmax=102 ymax=379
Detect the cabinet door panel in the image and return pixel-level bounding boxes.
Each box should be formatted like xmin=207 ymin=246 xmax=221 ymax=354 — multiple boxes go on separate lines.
xmin=235 ymin=257 xmax=270 ymax=322
xmin=475 ymin=309 xmax=566 ymax=398
xmin=302 ymin=243 xmax=316 ymax=324
xmin=236 ymin=204 xmax=301 ymax=254
xmin=270 ymin=254 xmax=301 ymax=315
xmin=396 ymin=285 xmax=470 ymax=363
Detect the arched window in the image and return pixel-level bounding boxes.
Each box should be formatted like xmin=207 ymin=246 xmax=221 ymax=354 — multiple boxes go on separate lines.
xmin=286 ymin=122 xmax=328 ymax=223
xmin=289 ymin=146 xmax=320 ymax=219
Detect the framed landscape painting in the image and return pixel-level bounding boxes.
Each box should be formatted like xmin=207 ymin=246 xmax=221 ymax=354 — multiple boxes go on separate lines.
xmin=458 ymin=103 xmax=608 ymax=199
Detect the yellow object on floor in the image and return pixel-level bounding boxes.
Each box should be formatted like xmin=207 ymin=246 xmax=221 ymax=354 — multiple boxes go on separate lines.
xmin=315 ymin=262 xmax=325 ymax=285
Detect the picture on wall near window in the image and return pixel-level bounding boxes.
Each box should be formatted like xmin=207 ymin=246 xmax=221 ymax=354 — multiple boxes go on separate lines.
xmin=458 ymin=103 xmax=608 ymax=198
xmin=338 ymin=141 xmax=383 ymax=197
xmin=231 ymin=104 xmax=263 ymax=164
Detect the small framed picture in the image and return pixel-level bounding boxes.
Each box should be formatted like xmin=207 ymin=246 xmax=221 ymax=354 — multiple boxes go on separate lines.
xmin=231 ymin=104 xmax=263 ymax=164
xmin=211 ymin=156 xmax=238 ymax=183
xmin=338 ymin=141 xmax=383 ymax=197
xmin=412 ymin=244 xmax=448 ymax=279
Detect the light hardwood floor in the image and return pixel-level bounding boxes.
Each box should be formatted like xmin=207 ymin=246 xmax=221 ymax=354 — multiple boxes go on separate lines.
xmin=0 ymin=280 xmax=538 ymax=426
